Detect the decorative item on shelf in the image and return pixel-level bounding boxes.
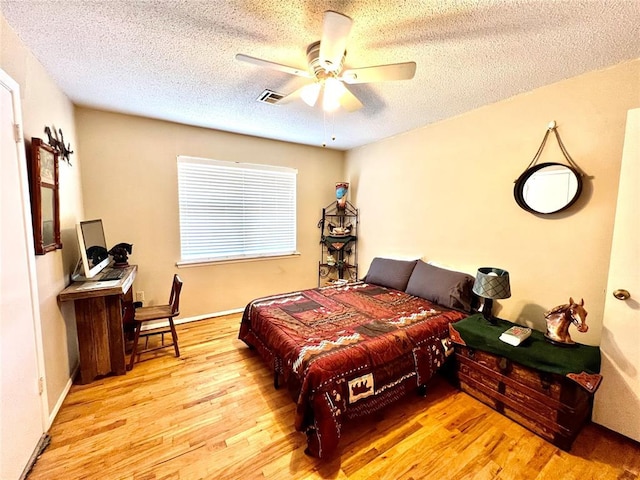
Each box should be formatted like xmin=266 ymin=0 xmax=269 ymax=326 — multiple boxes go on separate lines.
xmin=323 ymin=237 xmax=354 ymax=251
xmin=544 ymin=297 xmax=588 ymax=347
xmin=472 ymin=267 xmax=511 ymax=324
xmin=44 ymin=126 xmax=74 ymax=165
xmin=514 ymin=121 xmax=587 ymax=215
xmin=108 ymin=242 xmax=133 ymax=268
xmin=335 ymin=182 xmax=349 ymax=209
xmin=318 ymin=198 xmax=358 ymax=287
xmin=328 ymin=222 xmax=352 ymax=236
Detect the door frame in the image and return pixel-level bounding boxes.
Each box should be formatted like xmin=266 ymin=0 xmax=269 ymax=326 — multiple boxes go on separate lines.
xmin=0 ymin=67 xmax=49 ymax=431
xmin=592 ymin=108 xmax=640 ymax=442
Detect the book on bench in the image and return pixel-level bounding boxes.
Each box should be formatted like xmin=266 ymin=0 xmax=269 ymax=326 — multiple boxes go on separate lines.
xmin=499 ymin=325 xmax=532 ymax=346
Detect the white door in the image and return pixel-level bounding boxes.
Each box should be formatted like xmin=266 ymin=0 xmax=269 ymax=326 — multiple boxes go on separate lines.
xmin=592 ymin=108 xmax=640 ymax=442
xmin=0 ymin=70 xmax=47 ymax=478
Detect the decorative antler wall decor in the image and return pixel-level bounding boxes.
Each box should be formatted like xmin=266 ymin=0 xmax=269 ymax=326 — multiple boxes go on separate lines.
xmin=44 ymin=126 xmax=74 ymax=165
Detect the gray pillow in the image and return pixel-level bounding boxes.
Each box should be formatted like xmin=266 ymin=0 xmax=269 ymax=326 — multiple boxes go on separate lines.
xmin=405 ymin=260 xmax=475 ymax=312
xmin=363 ymin=257 xmax=418 ymax=291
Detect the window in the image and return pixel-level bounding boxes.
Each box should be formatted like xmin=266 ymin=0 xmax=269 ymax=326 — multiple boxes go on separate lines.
xmin=177 ymin=156 xmax=297 ymax=264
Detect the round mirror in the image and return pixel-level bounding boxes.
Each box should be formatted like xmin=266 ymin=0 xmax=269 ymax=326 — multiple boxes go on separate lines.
xmin=514 ymin=162 xmax=582 ymax=214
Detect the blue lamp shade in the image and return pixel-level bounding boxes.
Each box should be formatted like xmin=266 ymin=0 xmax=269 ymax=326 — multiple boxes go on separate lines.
xmin=472 ymin=267 xmax=511 ymax=300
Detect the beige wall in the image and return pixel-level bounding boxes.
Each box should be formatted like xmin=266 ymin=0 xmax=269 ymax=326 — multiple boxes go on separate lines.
xmin=346 ymin=59 xmax=640 ymax=346
xmin=1 ymin=13 xmax=84 ymax=416
xmin=4 ymin=0 xmax=638 ymax=427
xmin=74 ymin=108 xmax=344 ymax=318
xmin=2 ymin=7 xmax=342 ymax=421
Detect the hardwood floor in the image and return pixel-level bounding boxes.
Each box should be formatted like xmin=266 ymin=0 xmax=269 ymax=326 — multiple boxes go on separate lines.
xmin=29 ymin=314 xmax=639 ymax=480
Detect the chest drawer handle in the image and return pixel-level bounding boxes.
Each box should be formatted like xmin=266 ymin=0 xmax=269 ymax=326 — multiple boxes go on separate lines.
xmin=498 ymin=356 xmax=511 ymax=373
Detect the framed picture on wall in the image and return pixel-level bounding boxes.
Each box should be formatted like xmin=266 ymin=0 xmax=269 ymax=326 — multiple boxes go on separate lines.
xmin=29 ymin=137 xmax=62 ymax=255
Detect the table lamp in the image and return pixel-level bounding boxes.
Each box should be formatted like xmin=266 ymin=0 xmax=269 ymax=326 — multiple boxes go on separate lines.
xmin=472 ymin=267 xmax=511 ymax=324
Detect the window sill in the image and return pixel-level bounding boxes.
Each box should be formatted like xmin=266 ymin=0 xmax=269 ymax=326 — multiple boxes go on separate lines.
xmin=176 ymin=251 xmax=301 ymax=268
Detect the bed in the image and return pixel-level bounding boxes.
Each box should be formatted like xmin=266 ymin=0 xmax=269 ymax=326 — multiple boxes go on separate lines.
xmin=238 ymin=258 xmax=475 ymax=458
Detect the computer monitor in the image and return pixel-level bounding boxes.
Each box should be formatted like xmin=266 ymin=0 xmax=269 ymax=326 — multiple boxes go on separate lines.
xmin=76 ymin=219 xmax=110 ymax=279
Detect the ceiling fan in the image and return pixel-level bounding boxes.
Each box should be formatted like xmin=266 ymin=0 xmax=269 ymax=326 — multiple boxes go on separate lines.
xmin=236 ymin=11 xmax=416 ymax=113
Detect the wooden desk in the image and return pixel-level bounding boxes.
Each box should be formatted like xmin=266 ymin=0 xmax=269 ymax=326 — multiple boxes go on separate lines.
xmin=59 ymin=265 xmax=137 ymax=384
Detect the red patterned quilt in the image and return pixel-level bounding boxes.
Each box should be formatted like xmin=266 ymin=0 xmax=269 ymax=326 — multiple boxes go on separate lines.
xmin=238 ymin=282 xmax=466 ymax=458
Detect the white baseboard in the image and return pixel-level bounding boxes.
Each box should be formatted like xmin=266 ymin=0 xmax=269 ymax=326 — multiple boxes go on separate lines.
xmin=47 ymin=363 xmax=79 ymax=429
xmin=19 ymin=433 xmax=50 ymax=480
xmin=140 ymin=308 xmax=244 ymax=331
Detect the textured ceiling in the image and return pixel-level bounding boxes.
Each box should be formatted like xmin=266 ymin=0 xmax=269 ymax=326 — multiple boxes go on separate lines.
xmin=1 ymin=1 xmax=639 ymax=150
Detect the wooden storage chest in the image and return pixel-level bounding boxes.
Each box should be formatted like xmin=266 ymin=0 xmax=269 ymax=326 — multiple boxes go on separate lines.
xmin=449 ymin=314 xmax=602 ymax=450
xmin=454 ymin=344 xmax=592 ymax=450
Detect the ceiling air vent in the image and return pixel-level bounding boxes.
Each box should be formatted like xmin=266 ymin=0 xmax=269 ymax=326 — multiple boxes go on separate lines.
xmin=257 ymin=89 xmax=285 ymax=105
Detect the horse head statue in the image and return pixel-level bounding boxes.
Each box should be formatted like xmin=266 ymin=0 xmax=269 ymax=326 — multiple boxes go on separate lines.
xmin=108 ymin=242 xmax=133 ymax=266
xmin=544 ymin=297 xmax=588 ymax=346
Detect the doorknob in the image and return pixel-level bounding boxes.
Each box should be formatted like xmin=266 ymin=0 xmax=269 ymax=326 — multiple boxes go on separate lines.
xmin=613 ymin=289 xmax=631 ymax=300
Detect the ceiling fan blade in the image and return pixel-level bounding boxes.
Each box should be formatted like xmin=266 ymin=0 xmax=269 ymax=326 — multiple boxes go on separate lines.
xmin=299 ymin=83 xmax=321 ymax=107
xmin=341 ymin=62 xmax=417 ymax=84
xmin=339 ymin=84 xmax=363 ymax=112
xmin=277 ymin=83 xmax=321 ymax=107
xmin=279 ymin=80 xmax=361 ymax=112
xmin=277 ymin=86 xmax=304 ymax=105
xmin=319 ymin=11 xmax=353 ymax=72
xmin=322 ymin=80 xmax=362 ymax=112
xmin=235 ymin=54 xmax=312 ymax=78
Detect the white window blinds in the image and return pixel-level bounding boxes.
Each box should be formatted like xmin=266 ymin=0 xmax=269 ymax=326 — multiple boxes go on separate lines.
xmin=177 ymin=156 xmax=297 ymax=263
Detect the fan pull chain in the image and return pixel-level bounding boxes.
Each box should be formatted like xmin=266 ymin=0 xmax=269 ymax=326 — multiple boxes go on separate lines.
xmin=322 ymin=110 xmax=328 ymax=147
xmin=322 ymin=109 xmax=327 ymax=147
xmin=321 ymin=110 xmax=337 ymax=147
xmin=321 ymin=109 xmax=339 ymax=148
xmin=331 ymin=113 xmax=336 ymax=144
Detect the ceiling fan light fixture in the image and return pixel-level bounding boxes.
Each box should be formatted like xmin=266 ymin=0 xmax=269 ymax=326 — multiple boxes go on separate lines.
xmin=322 ymin=77 xmax=344 ymax=112
xmin=236 ymin=10 xmax=413 ymax=115
xmin=300 ymin=82 xmax=322 ymax=107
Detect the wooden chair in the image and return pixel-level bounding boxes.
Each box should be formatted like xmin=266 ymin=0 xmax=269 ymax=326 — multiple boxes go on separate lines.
xmin=128 ymin=274 xmax=182 ymax=370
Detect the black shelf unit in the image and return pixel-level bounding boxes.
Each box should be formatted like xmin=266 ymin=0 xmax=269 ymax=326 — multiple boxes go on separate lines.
xmin=317 ymin=200 xmax=358 ymax=287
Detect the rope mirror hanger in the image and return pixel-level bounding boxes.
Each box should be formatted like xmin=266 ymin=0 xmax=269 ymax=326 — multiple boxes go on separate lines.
xmin=514 ymin=121 xmax=587 ymax=215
